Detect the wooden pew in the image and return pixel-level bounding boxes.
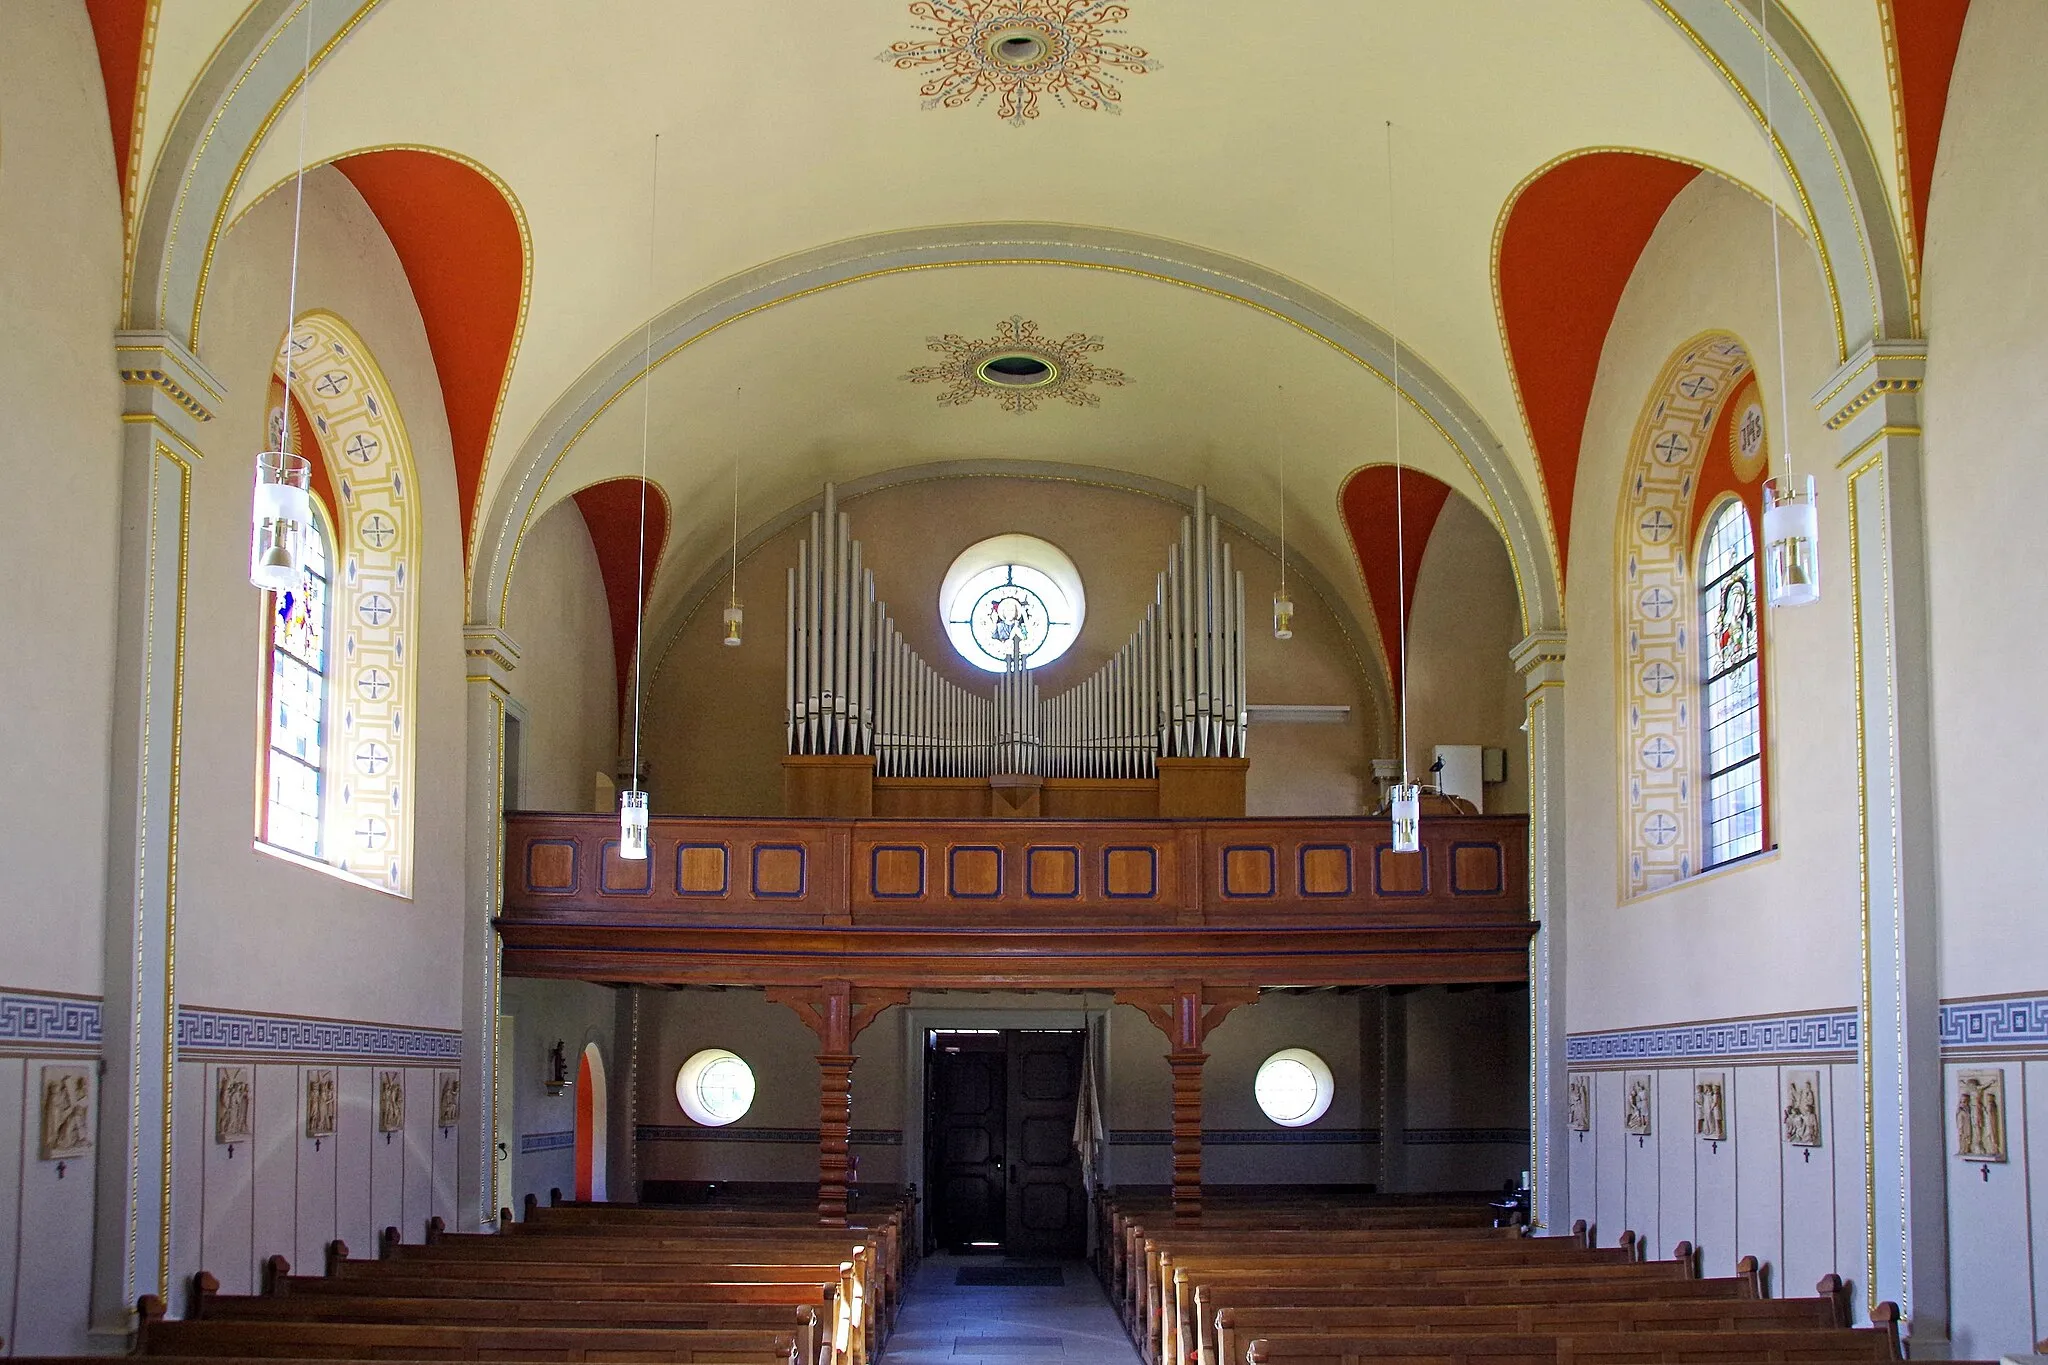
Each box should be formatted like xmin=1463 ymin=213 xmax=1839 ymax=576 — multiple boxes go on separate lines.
xmin=1240 ymin=1328 xmax=1901 ymax=1365
xmin=137 ymin=1314 xmax=802 ymax=1365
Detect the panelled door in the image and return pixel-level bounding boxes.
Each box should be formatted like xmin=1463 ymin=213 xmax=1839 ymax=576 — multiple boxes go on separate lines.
xmin=926 ymin=1029 xmax=1086 ymax=1256
xmin=1003 ymin=1030 xmax=1086 ymax=1258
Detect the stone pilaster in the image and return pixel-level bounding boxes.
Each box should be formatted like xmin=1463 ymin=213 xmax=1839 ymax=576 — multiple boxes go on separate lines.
xmin=93 ymin=332 xmax=221 ymax=1333
xmin=1511 ymin=629 xmax=1567 ymax=1232
xmin=461 ymin=625 xmax=520 ymax=1229
xmin=1820 ymin=342 xmax=1947 ymax=1341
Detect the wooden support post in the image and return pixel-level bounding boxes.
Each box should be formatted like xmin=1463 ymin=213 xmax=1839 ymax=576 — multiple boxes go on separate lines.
xmin=768 ymin=981 xmax=909 ymax=1228
xmin=1116 ymin=983 xmax=1256 ymax=1222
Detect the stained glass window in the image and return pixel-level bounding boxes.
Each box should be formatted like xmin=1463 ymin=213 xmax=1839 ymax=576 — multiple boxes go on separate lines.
xmin=264 ymin=513 xmax=331 ymax=858
xmin=1699 ymin=500 xmax=1763 ymax=867
xmin=943 ymin=562 xmax=1079 ymax=671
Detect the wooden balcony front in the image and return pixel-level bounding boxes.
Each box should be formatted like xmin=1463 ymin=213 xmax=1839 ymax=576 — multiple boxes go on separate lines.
xmin=497 ymin=813 xmax=1537 ymax=992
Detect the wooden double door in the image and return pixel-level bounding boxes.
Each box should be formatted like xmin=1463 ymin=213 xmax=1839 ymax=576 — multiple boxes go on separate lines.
xmin=927 ymin=1030 xmax=1087 ymax=1257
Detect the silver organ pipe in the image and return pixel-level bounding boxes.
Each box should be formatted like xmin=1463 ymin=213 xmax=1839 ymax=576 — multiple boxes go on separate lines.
xmin=786 ymin=482 xmax=1246 ymax=780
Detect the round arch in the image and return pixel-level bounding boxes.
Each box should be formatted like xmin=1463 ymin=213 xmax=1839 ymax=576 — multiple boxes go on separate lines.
xmin=574 ymin=1042 xmax=607 ymax=1202
xmin=1614 ymin=330 xmax=1757 ymax=900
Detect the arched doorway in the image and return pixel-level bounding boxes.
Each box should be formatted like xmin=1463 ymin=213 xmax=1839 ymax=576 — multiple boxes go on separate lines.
xmin=574 ymin=1042 xmax=608 ymax=1201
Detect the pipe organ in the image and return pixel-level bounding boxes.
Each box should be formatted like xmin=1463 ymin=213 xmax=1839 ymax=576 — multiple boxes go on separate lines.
xmin=786 ymin=484 xmax=1247 ymax=781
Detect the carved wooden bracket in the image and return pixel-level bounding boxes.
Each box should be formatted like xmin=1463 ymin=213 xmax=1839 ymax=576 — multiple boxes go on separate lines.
xmin=767 ymin=980 xmax=910 ymax=1053
xmin=1116 ymin=983 xmax=1259 ymax=1054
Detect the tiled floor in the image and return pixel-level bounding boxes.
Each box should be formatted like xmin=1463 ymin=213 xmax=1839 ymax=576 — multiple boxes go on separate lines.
xmin=882 ymin=1254 xmax=1143 ymax=1365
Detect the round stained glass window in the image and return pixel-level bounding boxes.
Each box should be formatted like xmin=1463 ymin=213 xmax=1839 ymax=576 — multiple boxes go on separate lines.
xmin=1254 ymin=1048 xmax=1334 ymax=1127
xmin=675 ymin=1048 xmax=755 ymax=1127
xmin=939 ymin=538 xmax=1085 ymax=673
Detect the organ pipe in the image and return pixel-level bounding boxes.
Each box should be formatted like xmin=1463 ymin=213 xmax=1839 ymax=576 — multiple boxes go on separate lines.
xmin=785 ymin=482 xmax=1247 ymax=780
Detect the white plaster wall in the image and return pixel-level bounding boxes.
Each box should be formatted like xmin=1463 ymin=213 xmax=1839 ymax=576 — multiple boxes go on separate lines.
xmin=1563 ymin=1061 xmax=1865 ymax=1313
xmin=0 ymin=0 xmax=121 ymax=999
xmin=643 ymin=477 xmax=1379 ymax=818
xmin=1402 ymin=496 xmax=1529 ymax=814
xmin=1564 ymin=172 xmax=1859 ymax=1032
xmin=499 ymin=979 xmax=618 ymax=1211
xmin=1920 ymin=0 xmax=2048 ymax=1003
xmin=180 ymin=169 xmax=466 ymax=1027
xmin=0 ymin=1052 xmax=101 ymax=1355
xmin=503 ymin=498 xmax=618 ymax=814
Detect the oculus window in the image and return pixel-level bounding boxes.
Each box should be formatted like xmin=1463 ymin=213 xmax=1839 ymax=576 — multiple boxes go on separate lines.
xmin=939 ymin=534 xmax=1085 ymax=672
xmin=1253 ymin=1048 xmax=1333 ymax=1127
xmin=675 ymin=1048 xmax=756 ymax=1126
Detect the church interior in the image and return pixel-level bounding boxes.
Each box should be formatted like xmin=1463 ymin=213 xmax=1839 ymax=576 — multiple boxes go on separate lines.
xmin=4 ymin=0 xmax=2044 ymax=1360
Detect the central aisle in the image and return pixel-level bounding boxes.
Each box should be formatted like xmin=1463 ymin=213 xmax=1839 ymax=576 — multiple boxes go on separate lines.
xmin=882 ymin=1253 xmax=1140 ymax=1365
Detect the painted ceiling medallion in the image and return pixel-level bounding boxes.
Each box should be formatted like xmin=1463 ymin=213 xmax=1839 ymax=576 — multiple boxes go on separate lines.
xmin=904 ymin=316 xmax=1130 ymax=414
xmin=881 ymin=2 xmax=1155 ymax=127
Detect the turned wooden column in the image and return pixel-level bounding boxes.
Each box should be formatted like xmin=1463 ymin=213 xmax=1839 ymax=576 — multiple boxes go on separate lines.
xmin=768 ymin=981 xmax=908 ymax=1227
xmin=1118 ymin=984 xmax=1256 ymax=1221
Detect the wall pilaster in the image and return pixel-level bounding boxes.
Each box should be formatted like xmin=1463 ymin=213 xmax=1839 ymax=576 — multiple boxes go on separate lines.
xmin=461 ymin=625 xmax=520 ymax=1229
xmin=1821 ymin=342 xmax=1947 ymax=1341
xmin=1512 ymin=630 xmax=1567 ymax=1231
xmin=93 ymin=332 xmax=220 ymax=1333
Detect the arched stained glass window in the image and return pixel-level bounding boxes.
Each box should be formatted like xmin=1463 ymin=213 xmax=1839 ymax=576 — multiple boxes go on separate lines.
xmin=1699 ymin=499 xmax=1763 ymax=867
xmin=263 ymin=508 xmax=333 ymax=859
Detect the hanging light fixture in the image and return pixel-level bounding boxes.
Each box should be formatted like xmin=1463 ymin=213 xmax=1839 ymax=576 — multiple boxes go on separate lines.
xmin=619 ymin=132 xmax=660 ymax=860
xmin=723 ymin=402 xmax=744 ymax=647
xmin=1272 ymin=385 xmax=1294 ymax=640
xmin=1385 ymin=120 xmax=1420 ymax=854
xmin=1758 ymin=0 xmax=1820 ymax=608
xmin=249 ymin=2 xmax=318 ymax=592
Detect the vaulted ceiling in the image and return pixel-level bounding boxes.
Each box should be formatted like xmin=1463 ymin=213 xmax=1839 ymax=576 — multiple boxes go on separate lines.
xmin=88 ymin=0 xmax=1972 ymax=677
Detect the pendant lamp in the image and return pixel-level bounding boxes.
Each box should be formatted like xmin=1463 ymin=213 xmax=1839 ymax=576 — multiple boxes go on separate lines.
xmin=619 ymin=133 xmax=661 ymax=859
xmin=1759 ymin=0 xmax=1820 ymax=608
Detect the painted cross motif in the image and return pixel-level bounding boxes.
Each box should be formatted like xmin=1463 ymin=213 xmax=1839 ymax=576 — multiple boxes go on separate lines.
xmin=1640 ymin=509 xmax=1676 ymax=543
xmin=1641 ymin=661 xmax=1677 ymax=695
xmin=1643 ymin=812 xmax=1680 ymax=846
xmin=1639 ymin=586 xmax=1675 ymax=619
xmin=357 ymin=668 xmax=392 ymax=701
xmin=1679 ymin=375 xmax=1717 ymax=398
xmin=1653 ymin=433 xmax=1690 ymax=464
xmin=357 ymin=594 xmax=395 ymax=627
xmin=344 ymin=433 xmax=380 ymax=464
xmin=361 ymin=513 xmax=397 ymax=550
xmin=355 ymin=741 xmax=391 ymax=776
xmin=313 ymin=371 xmax=351 ymax=398
xmin=355 ymin=817 xmax=389 ymax=850
xmin=289 ymin=332 xmax=316 ymax=355
xmin=1642 ymin=737 xmax=1678 ymax=770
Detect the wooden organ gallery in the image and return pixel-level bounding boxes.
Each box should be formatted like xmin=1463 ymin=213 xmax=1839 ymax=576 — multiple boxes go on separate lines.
xmin=501 ymin=481 xmax=1536 ymax=1227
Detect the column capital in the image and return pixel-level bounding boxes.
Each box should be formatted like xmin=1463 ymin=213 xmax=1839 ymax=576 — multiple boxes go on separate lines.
xmin=463 ymin=625 xmax=522 ymax=694
xmin=1813 ymin=340 xmax=1927 ymax=466
xmin=115 ymin=329 xmax=225 ymax=450
xmin=1511 ymin=631 xmax=1566 ymax=690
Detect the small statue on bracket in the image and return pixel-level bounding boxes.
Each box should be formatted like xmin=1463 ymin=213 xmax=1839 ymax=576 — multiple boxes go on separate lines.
xmin=545 ymin=1040 xmax=572 ymax=1096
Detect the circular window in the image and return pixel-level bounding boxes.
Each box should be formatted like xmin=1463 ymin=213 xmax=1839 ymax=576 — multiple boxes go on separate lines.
xmin=940 ymin=535 xmax=1085 ymax=673
xmin=1254 ymin=1049 xmax=1333 ymax=1127
xmin=675 ymin=1048 xmax=756 ymax=1127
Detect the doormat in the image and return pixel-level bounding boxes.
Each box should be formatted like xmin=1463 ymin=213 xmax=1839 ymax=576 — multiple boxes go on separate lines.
xmin=955 ymin=1266 xmax=1065 ymax=1287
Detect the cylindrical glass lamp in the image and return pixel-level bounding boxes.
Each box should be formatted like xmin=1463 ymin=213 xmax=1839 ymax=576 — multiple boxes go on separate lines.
xmin=1390 ymin=782 xmax=1421 ymax=853
xmin=250 ymin=450 xmax=313 ymax=591
xmin=1272 ymin=590 xmax=1294 ymax=640
xmin=1762 ymin=473 xmax=1820 ymax=607
xmin=618 ymin=788 xmax=650 ymax=860
xmin=722 ymin=601 xmax=744 ymax=647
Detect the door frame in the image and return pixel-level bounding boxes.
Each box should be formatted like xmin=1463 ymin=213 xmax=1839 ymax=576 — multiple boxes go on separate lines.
xmin=902 ymin=1003 xmax=1111 ymax=1251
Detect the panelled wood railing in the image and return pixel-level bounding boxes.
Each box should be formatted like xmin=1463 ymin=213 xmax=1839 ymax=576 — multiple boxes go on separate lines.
xmin=498 ymin=811 xmax=1535 ymax=1222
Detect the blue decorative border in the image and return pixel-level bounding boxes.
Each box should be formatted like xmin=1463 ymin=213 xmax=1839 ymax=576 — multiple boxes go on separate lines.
xmin=176 ymin=1007 xmax=460 ymax=1062
xmin=521 ymin=1130 xmax=574 ymax=1154
xmin=752 ymin=843 xmax=807 ymax=899
xmin=0 ymin=988 xmax=102 ymax=1054
xmin=1026 ymin=846 xmax=1081 ymax=899
xmin=1221 ymin=845 xmax=1277 ymax=898
xmin=636 ymin=1126 xmax=903 ymax=1145
xmin=1103 ymin=846 xmax=1158 ymax=899
xmin=870 ymin=845 xmax=927 ymax=899
xmin=1566 ymin=1010 xmax=1857 ymax=1067
xmin=1940 ymin=993 xmax=2048 ymax=1053
xmin=599 ymin=839 xmax=653 ymax=895
xmin=676 ymin=843 xmax=731 ymax=897
xmin=948 ymin=845 xmax=1004 ymax=900
xmin=1298 ymin=844 xmax=1352 ymax=898
xmin=1405 ymin=1127 xmax=1530 ymax=1146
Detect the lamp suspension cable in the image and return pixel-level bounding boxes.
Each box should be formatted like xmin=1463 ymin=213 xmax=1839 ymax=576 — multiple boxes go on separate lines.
xmin=723 ymin=387 xmax=744 ymax=646
xmin=1273 ymin=384 xmax=1294 ymax=639
xmin=248 ymin=0 xmax=319 ymax=591
xmin=1385 ymin=118 xmax=1421 ymax=853
xmin=619 ymin=132 xmax=660 ymax=858
xmin=1757 ymin=0 xmax=1821 ymax=607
